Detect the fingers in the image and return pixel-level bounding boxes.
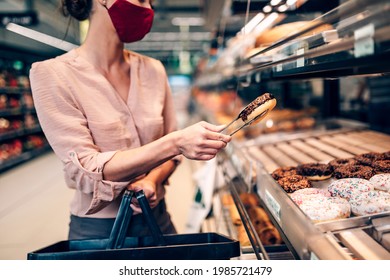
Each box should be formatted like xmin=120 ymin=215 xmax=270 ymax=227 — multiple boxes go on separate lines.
xmin=127 ymin=180 xmax=158 ymax=209
xmin=130 ymin=204 xmax=142 ymax=215
xmin=177 ymin=121 xmax=232 ymax=161
xmin=199 ymin=122 xmax=231 ymax=143
xmin=199 ymin=121 xmax=224 ymax=132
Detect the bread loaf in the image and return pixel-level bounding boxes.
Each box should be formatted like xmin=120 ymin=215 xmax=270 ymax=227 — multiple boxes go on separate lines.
xmin=255 ymin=21 xmax=333 ymax=47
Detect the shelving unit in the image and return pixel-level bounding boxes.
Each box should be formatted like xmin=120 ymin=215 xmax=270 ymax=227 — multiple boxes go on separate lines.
xmin=0 ymin=49 xmax=51 ymax=173
xmin=194 ymin=0 xmax=390 ymax=259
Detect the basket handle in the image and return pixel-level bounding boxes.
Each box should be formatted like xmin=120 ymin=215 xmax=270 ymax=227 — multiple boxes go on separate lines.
xmin=106 ymin=190 xmax=134 ymax=249
xmin=135 ymin=190 xmax=167 ymax=246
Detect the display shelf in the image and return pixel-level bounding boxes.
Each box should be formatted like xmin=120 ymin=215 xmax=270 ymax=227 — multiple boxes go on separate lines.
xmin=217 ymin=151 xmax=297 ymax=260
xmin=0 ymin=125 xmax=42 ymax=142
xmin=0 ymin=48 xmax=48 ymax=173
xmin=237 ymin=25 xmax=390 ymax=81
xmin=0 ymin=144 xmax=51 ymax=173
xmin=0 ymin=87 xmax=29 ymax=95
xmin=0 ymin=107 xmax=36 ymax=117
xmin=195 ymin=0 xmax=390 ymax=89
xmin=224 ymin=120 xmax=390 ymax=259
xmin=195 ymin=0 xmax=390 ymax=260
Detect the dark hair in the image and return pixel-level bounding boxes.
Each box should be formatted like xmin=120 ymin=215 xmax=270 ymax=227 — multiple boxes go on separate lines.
xmin=62 ymin=0 xmax=93 ymax=21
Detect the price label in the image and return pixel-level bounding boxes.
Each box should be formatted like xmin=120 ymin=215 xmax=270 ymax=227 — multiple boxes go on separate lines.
xmin=296 ymin=48 xmax=305 ymax=68
xmin=265 ymin=190 xmax=281 ymax=222
xmin=354 ymin=24 xmax=375 ymax=58
xmin=272 ymin=54 xmax=284 ymax=72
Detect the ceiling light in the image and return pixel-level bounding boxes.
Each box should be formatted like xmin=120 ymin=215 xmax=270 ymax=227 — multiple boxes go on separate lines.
xmin=171 ymin=17 xmax=205 ymax=26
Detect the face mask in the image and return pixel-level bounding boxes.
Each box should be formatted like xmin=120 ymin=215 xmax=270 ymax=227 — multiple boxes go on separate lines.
xmin=106 ymin=0 xmax=154 ymax=43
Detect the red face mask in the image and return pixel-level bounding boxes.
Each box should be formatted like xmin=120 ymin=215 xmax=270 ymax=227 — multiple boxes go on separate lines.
xmin=107 ymin=0 xmax=154 ymax=43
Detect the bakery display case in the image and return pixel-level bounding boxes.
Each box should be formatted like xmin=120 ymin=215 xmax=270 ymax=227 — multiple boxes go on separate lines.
xmin=194 ymin=0 xmax=390 ymax=259
xmin=235 ymin=120 xmax=390 ymax=259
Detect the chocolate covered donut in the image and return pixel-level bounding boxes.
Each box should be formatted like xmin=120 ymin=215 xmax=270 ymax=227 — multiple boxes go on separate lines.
xmin=355 ymin=152 xmax=385 ymax=166
xmin=371 ymin=159 xmax=390 ymax=173
xmin=239 ymin=93 xmax=276 ymax=121
xmin=333 ymin=164 xmax=375 ymax=180
xmin=328 ymin=158 xmax=358 ymax=171
xmin=296 ymin=163 xmax=333 ymax=181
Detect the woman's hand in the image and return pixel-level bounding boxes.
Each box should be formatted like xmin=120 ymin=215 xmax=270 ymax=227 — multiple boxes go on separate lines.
xmin=127 ymin=179 xmax=164 ymax=214
xmin=176 ymin=121 xmax=231 ymax=161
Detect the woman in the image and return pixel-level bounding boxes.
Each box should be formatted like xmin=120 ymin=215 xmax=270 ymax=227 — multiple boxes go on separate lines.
xmin=29 ymin=0 xmax=231 ymax=239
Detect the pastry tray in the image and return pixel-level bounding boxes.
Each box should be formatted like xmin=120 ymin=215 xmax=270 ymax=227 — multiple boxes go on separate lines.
xmin=227 ymin=119 xmax=390 ymax=259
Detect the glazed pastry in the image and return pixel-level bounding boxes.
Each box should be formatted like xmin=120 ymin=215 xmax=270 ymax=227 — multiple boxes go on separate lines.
xmin=371 ymin=160 xmax=390 ymax=174
xmin=328 ymin=158 xmax=358 ymax=171
xmin=239 ymin=93 xmax=277 ymax=123
xmin=239 ymin=193 xmax=260 ymax=208
xmin=349 ymin=191 xmax=390 ymax=216
xmin=247 ymin=206 xmax=282 ymax=245
xmin=369 ymin=174 xmax=390 ymax=192
xmin=328 ymin=178 xmax=374 ymax=200
xmin=299 ymin=196 xmax=351 ymax=222
xmin=333 ymin=164 xmax=375 ymax=180
xmin=289 ymin=188 xmax=331 ymax=206
xmin=354 ymin=152 xmax=385 ymax=166
xmin=296 ymin=163 xmax=333 ymax=181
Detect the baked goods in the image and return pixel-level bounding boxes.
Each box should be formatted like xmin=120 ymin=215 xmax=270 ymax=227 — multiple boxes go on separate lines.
xmin=221 ymin=193 xmax=234 ymax=206
xmin=328 ymin=158 xmax=358 ymax=171
xmin=333 ymin=164 xmax=375 ymax=180
xmin=271 ymin=166 xmax=298 ymax=180
xmin=354 ymin=152 xmax=385 ymax=166
xmin=295 ymin=117 xmax=316 ymax=130
xmin=369 ymin=174 xmax=390 ymax=192
xmin=237 ymin=224 xmax=251 ymax=246
xmin=238 ymin=93 xmax=277 ymax=123
xmin=299 ymin=196 xmax=351 ymax=222
xmin=222 ymin=194 xmax=242 ymax=225
xmin=239 ymin=193 xmax=260 ymax=208
xmin=223 ymin=93 xmax=276 ymax=136
xmin=349 ymin=191 xmax=390 ymax=216
xmin=277 ymin=175 xmax=312 ymax=193
xmin=277 ymin=120 xmax=296 ymax=132
xmin=328 ymin=178 xmax=374 ymax=200
xmin=296 ymin=163 xmax=333 ymax=181
xmin=289 ymin=188 xmax=331 ymax=206
xmin=371 ymin=160 xmax=390 ymax=173
xmin=247 ymin=206 xmax=283 ymax=245
xmin=228 ymin=203 xmax=242 ymax=226
xmin=255 ymin=21 xmax=333 ymax=47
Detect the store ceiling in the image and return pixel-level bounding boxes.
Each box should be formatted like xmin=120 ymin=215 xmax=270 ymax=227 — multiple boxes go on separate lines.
xmin=1 ymin=0 xmax=340 ymax=72
xmin=0 ymin=0 xmax=217 ymax=60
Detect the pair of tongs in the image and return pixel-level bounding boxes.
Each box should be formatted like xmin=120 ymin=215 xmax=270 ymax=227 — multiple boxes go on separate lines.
xmin=222 ymin=108 xmax=269 ymax=136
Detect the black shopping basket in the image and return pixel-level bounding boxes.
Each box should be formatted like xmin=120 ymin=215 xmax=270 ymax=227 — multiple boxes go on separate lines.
xmin=27 ymin=190 xmax=240 ymax=260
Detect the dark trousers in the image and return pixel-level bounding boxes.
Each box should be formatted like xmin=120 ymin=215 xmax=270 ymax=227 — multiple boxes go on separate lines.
xmin=68 ymin=199 xmax=176 ymax=240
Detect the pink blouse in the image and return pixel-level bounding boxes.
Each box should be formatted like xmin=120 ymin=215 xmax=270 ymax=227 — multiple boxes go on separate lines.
xmin=29 ymin=49 xmax=178 ymax=218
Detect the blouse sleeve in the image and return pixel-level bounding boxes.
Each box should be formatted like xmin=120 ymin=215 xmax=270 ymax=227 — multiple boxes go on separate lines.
xmin=29 ymin=61 xmax=130 ymax=215
xmin=161 ymin=68 xmax=183 ymax=165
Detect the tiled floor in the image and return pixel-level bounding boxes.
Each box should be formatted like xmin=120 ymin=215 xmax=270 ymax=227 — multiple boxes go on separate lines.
xmin=0 ymin=152 xmax=197 ymax=260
